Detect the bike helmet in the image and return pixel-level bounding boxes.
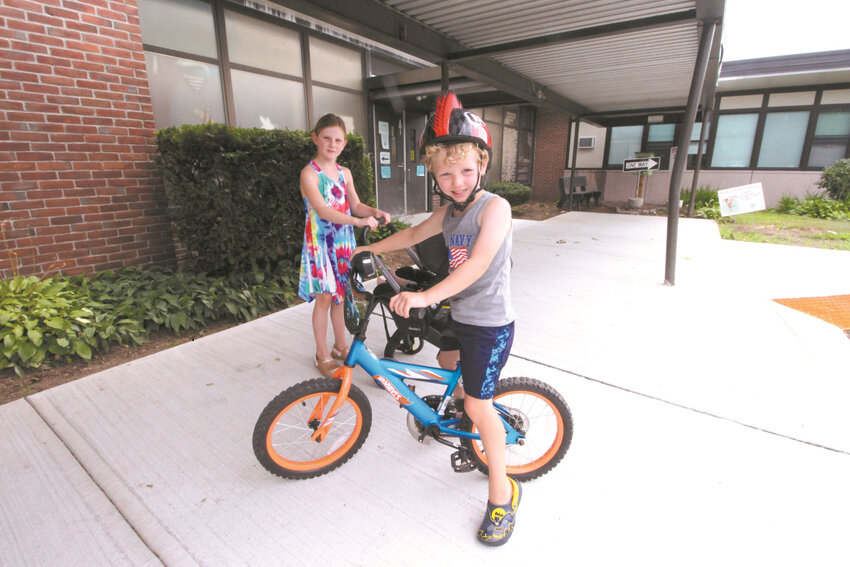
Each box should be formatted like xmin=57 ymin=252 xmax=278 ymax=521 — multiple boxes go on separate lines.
xmin=419 ymin=92 xmax=492 ymax=210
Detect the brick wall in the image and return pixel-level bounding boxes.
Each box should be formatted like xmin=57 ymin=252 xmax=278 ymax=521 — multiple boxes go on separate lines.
xmin=531 ymin=106 xmax=570 ymax=202
xmin=0 ymin=0 xmax=176 ymax=279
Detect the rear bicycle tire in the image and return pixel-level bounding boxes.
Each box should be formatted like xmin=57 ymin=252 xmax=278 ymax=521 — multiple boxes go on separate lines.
xmin=461 ymin=376 xmax=573 ymax=482
xmin=252 ymin=378 xmax=372 ymax=480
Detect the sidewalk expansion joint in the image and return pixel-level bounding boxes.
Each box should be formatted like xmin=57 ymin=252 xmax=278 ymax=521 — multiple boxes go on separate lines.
xmin=25 ymin=396 xmax=176 ymax=566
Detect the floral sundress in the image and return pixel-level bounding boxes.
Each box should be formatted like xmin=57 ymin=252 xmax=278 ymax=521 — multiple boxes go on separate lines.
xmin=297 ymin=161 xmax=356 ymax=304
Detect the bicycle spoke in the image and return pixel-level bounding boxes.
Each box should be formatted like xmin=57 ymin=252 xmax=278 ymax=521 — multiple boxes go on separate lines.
xmin=268 ymin=394 xmax=359 ymax=464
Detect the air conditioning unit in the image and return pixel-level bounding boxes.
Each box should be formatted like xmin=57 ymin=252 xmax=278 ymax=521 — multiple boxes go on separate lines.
xmin=578 ymin=136 xmax=596 ymax=149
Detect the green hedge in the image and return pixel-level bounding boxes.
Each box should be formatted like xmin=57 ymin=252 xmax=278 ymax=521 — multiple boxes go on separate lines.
xmin=155 ymin=124 xmax=374 ymax=276
xmin=487 ymin=182 xmax=532 ymax=206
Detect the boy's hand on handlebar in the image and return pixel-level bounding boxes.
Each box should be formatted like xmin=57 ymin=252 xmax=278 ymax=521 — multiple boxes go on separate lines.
xmin=389 ymin=291 xmax=429 ymax=318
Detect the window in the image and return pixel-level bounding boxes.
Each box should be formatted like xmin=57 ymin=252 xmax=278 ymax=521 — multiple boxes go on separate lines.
xmin=138 ymin=0 xmax=217 ymax=57
xmin=647 ymin=124 xmax=674 ymax=143
xmin=487 ymin=122 xmax=503 ymax=183
xmin=711 ymin=114 xmax=758 ymax=167
xmin=138 ymin=0 xmax=225 ymax=128
xmin=517 ymin=130 xmax=534 ymax=184
xmin=312 ymin=86 xmax=364 ymax=134
xmin=608 ymin=126 xmax=643 ymax=166
xmin=645 ymin=124 xmax=675 ymax=169
xmin=519 ymin=107 xmax=535 ymax=130
xmin=145 ymin=52 xmax=225 ymax=129
xmin=757 ymin=111 xmax=809 ymax=168
xmin=808 ymin=111 xmax=850 ymax=168
xmin=483 ymin=107 xmax=502 ymax=122
xmin=139 ymin=0 xmax=416 ymax=134
xmin=476 ymin=105 xmax=534 ymax=183
xmin=687 ymin=121 xmax=710 ymax=169
xmin=501 ymin=127 xmax=518 ymax=181
xmin=231 ymin=70 xmax=306 ymax=129
xmin=370 ymin=54 xmax=415 ymax=77
xmin=225 ymin=10 xmax=302 ymax=77
xmin=310 ymin=37 xmax=363 ymax=91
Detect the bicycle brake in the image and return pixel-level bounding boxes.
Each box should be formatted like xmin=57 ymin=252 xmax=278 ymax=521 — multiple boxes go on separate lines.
xmin=450 ymin=449 xmax=478 ymax=473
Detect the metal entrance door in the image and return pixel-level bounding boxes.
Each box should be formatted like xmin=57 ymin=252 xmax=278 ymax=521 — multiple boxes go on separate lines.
xmin=373 ymin=104 xmax=428 ymax=215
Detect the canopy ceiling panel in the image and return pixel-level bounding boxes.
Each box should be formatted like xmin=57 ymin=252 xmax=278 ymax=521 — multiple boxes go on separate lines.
xmin=280 ymin=0 xmax=723 ymax=119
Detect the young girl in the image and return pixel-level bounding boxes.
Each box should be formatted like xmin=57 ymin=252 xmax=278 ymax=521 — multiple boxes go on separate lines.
xmin=298 ymin=114 xmax=390 ymax=377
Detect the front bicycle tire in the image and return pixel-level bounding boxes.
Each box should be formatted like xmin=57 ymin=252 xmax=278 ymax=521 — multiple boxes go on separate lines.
xmin=252 ymin=378 xmax=372 ymax=480
xmin=461 ymin=376 xmax=573 ymax=482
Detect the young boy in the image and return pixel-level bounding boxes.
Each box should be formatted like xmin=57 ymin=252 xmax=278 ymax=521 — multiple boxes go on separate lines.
xmin=356 ymin=93 xmax=519 ymax=546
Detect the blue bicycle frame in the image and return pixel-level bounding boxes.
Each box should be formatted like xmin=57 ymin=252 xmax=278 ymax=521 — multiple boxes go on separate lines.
xmin=315 ymin=249 xmax=525 ymax=448
xmin=337 ymin=339 xmax=523 ymax=445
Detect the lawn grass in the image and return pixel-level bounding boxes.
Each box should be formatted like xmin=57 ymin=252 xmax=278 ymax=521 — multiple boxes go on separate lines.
xmin=717 ymin=211 xmax=850 ymax=251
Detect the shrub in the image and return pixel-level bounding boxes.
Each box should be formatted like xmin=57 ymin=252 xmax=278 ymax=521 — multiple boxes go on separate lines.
xmin=155 ymin=124 xmax=374 ymax=276
xmin=776 ymin=193 xmax=849 ymax=220
xmin=694 ymin=205 xmax=721 ymax=219
xmin=0 ymin=275 xmax=137 ymax=377
xmin=1 ymin=266 xmax=297 ymax=376
xmin=679 ymin=186 xmax=721 ymax=219
xmin=487 ymin=182 xmax=532 ymax=206
xmin=365 ymin=219 xmax=412 ymax=243
xmin=776 ymin=194 xmax=799 ymax=214
xmin=680 ymin=186 xmax=719 ymax=209
xmin=817 ymin=158 xmax=850 ymax=203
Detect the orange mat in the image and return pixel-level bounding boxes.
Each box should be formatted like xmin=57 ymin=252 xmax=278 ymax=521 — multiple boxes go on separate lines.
xmin=773 ymin=295 xmax=850 ymax=330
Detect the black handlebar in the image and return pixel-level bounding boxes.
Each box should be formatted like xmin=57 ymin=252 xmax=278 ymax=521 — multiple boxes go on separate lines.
xmin=350 ymin=239 xmax=426 ymax=320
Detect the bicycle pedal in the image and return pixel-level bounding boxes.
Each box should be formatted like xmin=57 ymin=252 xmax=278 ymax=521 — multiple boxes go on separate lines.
xmin=450 ymin=450 xmax=477 ymax=473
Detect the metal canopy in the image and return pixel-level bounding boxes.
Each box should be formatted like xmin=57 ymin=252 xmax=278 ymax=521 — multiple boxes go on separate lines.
xmin=276 ymin=0 xmax=724 ymax=123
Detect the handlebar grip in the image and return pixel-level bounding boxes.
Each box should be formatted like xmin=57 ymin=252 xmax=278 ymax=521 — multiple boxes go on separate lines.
xmin=408 ymin=307 xmax=426 ymax=321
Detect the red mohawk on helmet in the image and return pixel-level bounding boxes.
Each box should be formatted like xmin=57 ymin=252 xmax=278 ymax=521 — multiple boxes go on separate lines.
xmin=431 ymin=92 xmax=462 ymax=138
xmin=419 ymin=91 xmax=492 ymax=158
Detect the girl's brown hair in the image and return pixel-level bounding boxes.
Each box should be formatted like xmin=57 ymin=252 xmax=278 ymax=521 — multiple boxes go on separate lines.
xmin=313 ymin=113 xmax=347 ymax=135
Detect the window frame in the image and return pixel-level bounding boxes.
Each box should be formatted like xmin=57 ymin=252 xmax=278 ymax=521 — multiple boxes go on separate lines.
xmin=708 ymin=85 xmax=850 ymax=171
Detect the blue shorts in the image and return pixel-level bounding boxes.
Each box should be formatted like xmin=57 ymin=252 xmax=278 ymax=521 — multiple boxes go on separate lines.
xmin=445 ymin=318 xmax=515 ymax=400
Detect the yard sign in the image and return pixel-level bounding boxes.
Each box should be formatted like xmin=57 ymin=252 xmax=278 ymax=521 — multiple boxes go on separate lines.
xmin=717 ymin=183 xmax=766 ymax=217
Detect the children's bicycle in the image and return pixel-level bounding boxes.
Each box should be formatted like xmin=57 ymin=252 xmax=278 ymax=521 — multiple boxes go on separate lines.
xmin=252 ymin=250 xmax=573 ymax=481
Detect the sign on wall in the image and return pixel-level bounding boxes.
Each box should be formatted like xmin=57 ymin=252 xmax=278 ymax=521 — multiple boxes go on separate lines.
xmin=717 ymin=183 xmax=766 ymax=216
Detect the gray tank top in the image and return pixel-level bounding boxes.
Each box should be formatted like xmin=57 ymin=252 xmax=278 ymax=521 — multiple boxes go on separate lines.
xmin=442 ymin=191 xmax=515 ymax=326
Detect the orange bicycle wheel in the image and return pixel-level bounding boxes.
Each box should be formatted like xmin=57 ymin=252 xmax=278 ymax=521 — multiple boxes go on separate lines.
xmin=253 ymin=378 xmax=371 ymax=479
xmin=461 ymin=377 xmax=573 ymax=482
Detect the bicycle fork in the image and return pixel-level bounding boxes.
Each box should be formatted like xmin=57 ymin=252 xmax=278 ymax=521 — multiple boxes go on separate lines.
xmin=310 ymin=365 xmax=353 ymax=443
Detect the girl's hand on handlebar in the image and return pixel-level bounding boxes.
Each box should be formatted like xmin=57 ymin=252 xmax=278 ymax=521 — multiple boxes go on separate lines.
xmin=375 ymin=211 xmax=391 ymax=226
xmin=389 ymin=291 xmax=429 ymax=318
xmin=356 ymin=216 xmax=379 ymax=230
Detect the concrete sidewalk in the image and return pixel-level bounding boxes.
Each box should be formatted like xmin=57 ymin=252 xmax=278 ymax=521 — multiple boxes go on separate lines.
xmin=2 ymin=212 xmax=849 ymax=566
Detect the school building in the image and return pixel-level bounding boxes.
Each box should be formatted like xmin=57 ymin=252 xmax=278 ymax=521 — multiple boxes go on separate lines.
xmin=3 ymin=0 xmax=849 ymax=278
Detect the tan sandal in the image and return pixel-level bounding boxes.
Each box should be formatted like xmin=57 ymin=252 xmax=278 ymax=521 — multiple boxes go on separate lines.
xmin=315 ymin=355 xmax=339 ymax=377
xmin=331 ymin=345 xmax=350 ymax=361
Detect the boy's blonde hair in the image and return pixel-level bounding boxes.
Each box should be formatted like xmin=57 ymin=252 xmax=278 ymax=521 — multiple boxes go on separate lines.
xmin=423 ymin=142 xmax=489 ymax=172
